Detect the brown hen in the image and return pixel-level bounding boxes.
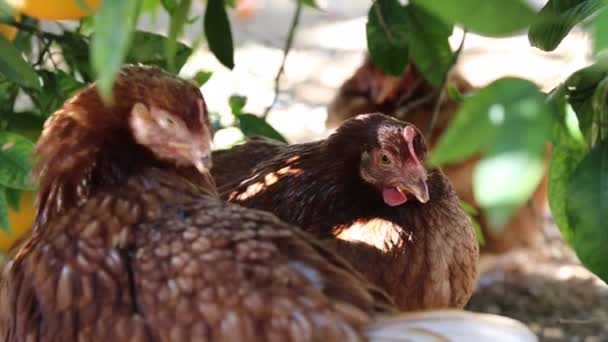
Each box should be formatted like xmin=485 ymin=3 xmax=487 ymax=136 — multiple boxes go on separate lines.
xmin=327 ymin=56 xmax=548 ymax=253
xmin=212 ymin=114 xmax=479 ymax=311
xmin=0 ymin=65 xmax=537 ymax=342
xmin=1 ymin=65 xmax=401 ymax=341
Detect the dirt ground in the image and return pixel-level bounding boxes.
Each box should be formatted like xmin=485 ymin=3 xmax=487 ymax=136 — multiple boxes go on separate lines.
xmin=466 ymin=218 xmax=608 ymax=342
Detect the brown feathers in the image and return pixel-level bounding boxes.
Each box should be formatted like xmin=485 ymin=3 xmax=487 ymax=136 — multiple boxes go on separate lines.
xmin=327 ymin=56 xmax=547 ymax=253
xmin=2 ymin=65 xmax=399 ymax=341
xmin=211 ymin=114 xmax=479 ymax=311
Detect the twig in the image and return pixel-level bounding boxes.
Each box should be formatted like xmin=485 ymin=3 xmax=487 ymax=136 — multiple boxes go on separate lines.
xmin=395 ymin=90 xmax=438 ymax=119
xmin=263 ymin=2 xmax=302 ymax=118
xmin=7 ymin=21 xmax=65 ymax=42
xmin=425 ymin=29 xmax=467 ymax=137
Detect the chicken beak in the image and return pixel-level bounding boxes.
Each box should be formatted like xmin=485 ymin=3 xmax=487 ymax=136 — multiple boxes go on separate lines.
xmin=192 ymin=149 xmax=212 ymax=174
xmin=399 ymin=178 xmax=429 ymax=204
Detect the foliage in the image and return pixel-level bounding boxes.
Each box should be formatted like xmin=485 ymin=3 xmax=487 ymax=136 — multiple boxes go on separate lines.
xmin=0 ymin=0 xmax=607 ymax=283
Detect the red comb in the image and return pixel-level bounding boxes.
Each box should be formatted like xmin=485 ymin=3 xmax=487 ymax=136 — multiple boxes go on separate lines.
xmin=403 ymin=126 xmax=423 ymax=168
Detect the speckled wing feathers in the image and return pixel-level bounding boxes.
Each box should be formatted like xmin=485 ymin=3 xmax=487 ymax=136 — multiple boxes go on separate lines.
xmin=1 ymin=168 xmax=395 ymax=342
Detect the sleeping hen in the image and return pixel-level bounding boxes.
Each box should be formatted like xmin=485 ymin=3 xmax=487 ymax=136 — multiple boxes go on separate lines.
xmin=327 ymin=56 xmax=547 ymax=253
xmin=0 ymin=65 xmax=536 ymax=342
xmin=212 ymin=114 xmax=478 ymax=311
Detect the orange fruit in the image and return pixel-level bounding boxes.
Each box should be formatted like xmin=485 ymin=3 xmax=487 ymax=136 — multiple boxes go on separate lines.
xmin=0 ymin=12 xmax=19 ymax=41
xmin=6 ymin=0 xmax=100 ymax=20
xmin=0 ymin=191 xmax=35 ymax=253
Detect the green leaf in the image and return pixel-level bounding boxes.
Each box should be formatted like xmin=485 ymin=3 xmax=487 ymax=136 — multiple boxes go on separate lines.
xmin=529 ymin=0 xmax=603 ymax=51
xmin=29 ymin=70 xmax=85 ymax=116
xmin=594 ymin=6 xmax=608 ymax=54
xmin=127 ymin=31 xmax=192 ymax=71
xmin=91 ymin=0 xmax=142 ymax=102
xmin=4 ymin=111 xmax=46 ymax=141
xmin=161 ymin=0 xmax=178 ymax=14
xmin=549 ymin=116 xmax=587 ymax=243
xmin=413 ymin=0 xmax=535 ymax=36
xmin=403 ymin=4 xmax=453 ymax=85
xmin=366 ymin=0 xmax=409 ymax=76
xmin=59 ymin=31 xmax=94 ymax=82
xmin=430 ymin=78 xmax=553 ymax=228
xmin=0 ymin=132 xmax=35 ymax=190
xmin=229 ymin=95 xmax=247 ymax=116
xmin=0 ymin=187 xmax=9 ymax=234
xmin=5 ymin=187 xmax=21 ymax=211
xmin=0 ymin=73 xmax=18 ymax=113
xmin=0 ymin=36 xmax=40 ymax=90
xmin=204 ymin=0 xmax=235 ymax=69
xmin=565 ymin=61 xmax=608 ymax=146
xmin=447 ymin=82 xmax=465 ymax=102
xmin=238 ymin=114 xmax=287 ymax=143
xmin=566 ymin=137 xmax=608 ymax=282
xmin=166 ymin=0 xmax=192 ymax=72
xmin=193 ymin=70 xmax=213 ymax=86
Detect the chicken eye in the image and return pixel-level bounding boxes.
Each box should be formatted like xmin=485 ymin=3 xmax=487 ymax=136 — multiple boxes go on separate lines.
xmin=380 ymin=153 xmax=392 ymax=166
xmin=160 ymin=116 xmax=176 ymax=128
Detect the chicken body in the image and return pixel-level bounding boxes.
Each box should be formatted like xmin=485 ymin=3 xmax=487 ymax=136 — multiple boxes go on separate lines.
xmin=3 ymin=168 xmax=400 ymax=341
xmin=0 ymin=65 xmax=396 ymax=341
xmin=212 ymin=115 xmax=479 ymax=311
xmin=327 ymin=57 xmax=547 ymax=253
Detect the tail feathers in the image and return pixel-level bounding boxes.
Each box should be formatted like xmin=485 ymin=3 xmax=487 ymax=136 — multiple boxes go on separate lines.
xmin=364 ymin=310 xmax=537 ymax=342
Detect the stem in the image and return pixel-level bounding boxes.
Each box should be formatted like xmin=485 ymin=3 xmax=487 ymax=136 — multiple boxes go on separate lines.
xmin=263 ymin=2 xmax=302 ymax=118
xmin=426 ymin=29 xmax=468 ymax=138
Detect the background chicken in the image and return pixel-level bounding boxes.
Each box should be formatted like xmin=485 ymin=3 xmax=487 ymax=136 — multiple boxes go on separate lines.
xmin=0 ymin=64 xmax=537 ymax=342
xmin=327 ymin=56 xmax=548 ymax=253
xmin=212 ymin=113 xmax=479 ymax=312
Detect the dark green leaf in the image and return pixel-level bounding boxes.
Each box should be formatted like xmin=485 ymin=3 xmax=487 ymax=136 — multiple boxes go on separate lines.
xmin=238 ymin=114 xmax=287 ymax=143
xmin=430 ymin=78 xmax=553 ymax=228
xmin=0 ymin=187 xmax=9 ymax=234
xmin=0 ymin=35 xmax=40 ymax=90
xmin=549 ymin=118 xmax=587 ymax=243
xmin=5 ymin=187 xmax=21 ymax=211
xmin=366 ymin=0 xmax=409 ymax=76
xmin=59 ymin=31 xmax=94 ymax=82
xmin=229 ymin=95 xmax=247 ymax=116
xmin=566 ymin=137 xmax=608 ymax=282
xmin=595 ymin=7 xmax=608 ymax=54
xmin=193 ymin=70 xmax=213 ymax=86
xmin=0 ymin=73 xmax=18 ymax=113
xmin=204 ymin=0 xmax=235 ymax=69
xmin=29 ymin=70 xmax=85 ymax=116
xmin=404 ymin=4 xmax=453 ymax=85
xmin=0 ymin=132 xmax=35 ymax=190
xmin=127 ymin=31 xmax=192 ymax=71
xmin=529 ymin=0 xmax=603 ymax=51
xmin=414 ymin=0 xmax=535 ymax=36
xmin=166 ymin=0 xmax=192 ymax=72
xmin=3 ymin=111 xmax=46 ymax=141
xmin=564 ymin=60 xmax=608 ymax=146
xmin=161 ymin=0 xmax=178 ymax=14
xmin=91 ymin=0 xmax=142 ymax=102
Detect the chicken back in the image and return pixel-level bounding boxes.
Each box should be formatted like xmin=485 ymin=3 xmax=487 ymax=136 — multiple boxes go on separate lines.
xmin=327 ymin=56 xmax=547 ymax=253
xmin=211 ymin=114 xmax=479 ymax=311
xmin=0 ymin=65 xmax=402 ymax=342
